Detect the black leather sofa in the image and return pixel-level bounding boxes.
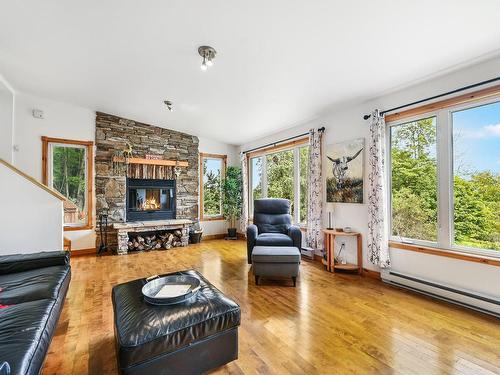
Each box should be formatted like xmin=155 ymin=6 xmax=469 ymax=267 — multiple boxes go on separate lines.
xmin=0 ymin=251 xmax=71 ymax=375
xmin=247 ymin=198 xmax=302 ymax=264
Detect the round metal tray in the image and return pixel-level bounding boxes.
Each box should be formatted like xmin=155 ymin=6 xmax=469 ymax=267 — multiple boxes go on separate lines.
xmin=142 ymin=275 xmax=201 ymax=306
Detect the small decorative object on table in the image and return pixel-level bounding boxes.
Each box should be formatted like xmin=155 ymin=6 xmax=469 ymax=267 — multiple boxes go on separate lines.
xmin=327 ymin=211 xmax=334 ymax=230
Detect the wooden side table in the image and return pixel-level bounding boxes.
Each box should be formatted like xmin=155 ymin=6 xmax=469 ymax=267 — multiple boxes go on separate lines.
xmin=322 ymin=229 xmax=362 ymax=274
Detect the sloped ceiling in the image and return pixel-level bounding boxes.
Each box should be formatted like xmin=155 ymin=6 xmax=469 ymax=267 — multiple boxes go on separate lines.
xmin=1 ymin=0 xmax=499 ymax=144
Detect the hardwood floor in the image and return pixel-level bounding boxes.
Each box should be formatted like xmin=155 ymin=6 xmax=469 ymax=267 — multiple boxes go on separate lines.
xmin=43 ymin=240 xmax=500 ymax=375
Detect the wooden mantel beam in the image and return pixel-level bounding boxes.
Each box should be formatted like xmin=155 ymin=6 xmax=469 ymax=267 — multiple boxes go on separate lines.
xmin=112 ymin=157 xmax=189 ymax=167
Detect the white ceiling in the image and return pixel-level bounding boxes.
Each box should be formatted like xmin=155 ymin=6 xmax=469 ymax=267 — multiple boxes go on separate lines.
xmin=1 ymin=1 xmax=500 ymax=145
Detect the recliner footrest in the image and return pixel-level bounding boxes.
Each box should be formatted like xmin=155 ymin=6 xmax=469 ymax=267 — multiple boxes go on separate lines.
xmin=251 ymin=246 xmax=301 ymax=263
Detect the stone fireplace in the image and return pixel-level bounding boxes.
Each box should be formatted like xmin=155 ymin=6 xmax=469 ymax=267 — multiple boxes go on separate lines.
xmin=95 ymin=112 xmax=199 ymax=254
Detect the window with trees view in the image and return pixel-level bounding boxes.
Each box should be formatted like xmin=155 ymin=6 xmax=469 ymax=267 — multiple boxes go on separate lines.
xmin=251 ymin=156 xmax=263 ymax=202
xmin=267 ymin=149 xmax=295 ymax=214
xmin=390 ymin=116 xmax=438 ymax=242
xmin=248 ymin=142 xmax=309 ymax=224
xmin=200 ymin=153 xmax=226 ymax=220
xmin=452 ymin=101 xmax=499 ymax=251
xmin=42 ymin=137 xmax=93 ymax=230
xmin=388 ymin=96 xmax=500 ymax=255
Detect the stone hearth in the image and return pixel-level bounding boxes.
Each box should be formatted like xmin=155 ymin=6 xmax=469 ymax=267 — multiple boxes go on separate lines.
xmin=114 ymin=219 xmax=192 ymax=255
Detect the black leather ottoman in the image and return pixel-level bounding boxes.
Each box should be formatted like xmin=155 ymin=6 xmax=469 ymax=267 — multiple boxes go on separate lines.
xmin=112 ymin=270 xmax=240 ymax=375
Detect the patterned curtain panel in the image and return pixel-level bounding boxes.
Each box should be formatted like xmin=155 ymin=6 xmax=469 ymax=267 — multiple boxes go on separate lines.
xmin=239 ymin=153 xmax=249 ymax=236
xmin=367 ymin=110 xmax=391 ymax=268
xmin=306 ymin=128 xmax=323 ymax=250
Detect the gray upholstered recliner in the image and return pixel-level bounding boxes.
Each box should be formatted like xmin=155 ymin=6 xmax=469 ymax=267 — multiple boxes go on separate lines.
xmin=247 ymin=198 xmax=302 ymax=264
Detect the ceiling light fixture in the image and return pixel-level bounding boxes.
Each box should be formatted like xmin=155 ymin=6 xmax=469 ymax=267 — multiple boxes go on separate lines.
xmin=163 ymin=100 xmax=173 ymax=112
xmin=198 ymin=46 xmax=216 ymax=71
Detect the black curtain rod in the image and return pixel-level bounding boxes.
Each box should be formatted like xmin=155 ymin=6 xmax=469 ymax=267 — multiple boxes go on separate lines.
xmin=363 ymin=76 xmax=500 ymax=120
xmin=241 ymin=126 xmax=325 ymax=155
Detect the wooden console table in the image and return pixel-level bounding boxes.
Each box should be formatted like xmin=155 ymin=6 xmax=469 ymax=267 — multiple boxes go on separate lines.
xmin=322 ymin=229 xmax=362 ymax=274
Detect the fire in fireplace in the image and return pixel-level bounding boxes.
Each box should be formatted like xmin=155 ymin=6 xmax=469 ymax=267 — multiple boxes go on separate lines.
xmin=126 ymin=179 xmax=176 ymax=221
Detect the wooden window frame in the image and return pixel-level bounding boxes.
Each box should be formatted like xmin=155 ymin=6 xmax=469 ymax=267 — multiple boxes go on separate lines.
xmin=385 ymin=84 xmax=500 ymax=123
xmin=386 ymin=84 xmax=500 ymax=261
xmin=42 ymin=136 xmax=94 ymax=231
xmin=246 ymin=137 xmax=309 ymax=224
xmin=389 ymin=241 xmax=500 ymax=267
xmin=199 ymin=152 xmax=227 ymax=222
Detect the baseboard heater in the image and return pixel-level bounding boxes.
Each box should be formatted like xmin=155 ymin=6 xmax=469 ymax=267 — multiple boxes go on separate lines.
xmin=382 ymin=271 xmax=500 ymax=318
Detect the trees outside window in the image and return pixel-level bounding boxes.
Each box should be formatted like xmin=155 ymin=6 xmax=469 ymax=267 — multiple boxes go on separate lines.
xmin=200 ymin=153 xmax=227 ymax=220
xmin=267 ymin=149 xmax=295 ymax=217
xmin=388 ymin=97 xmax=499 ymax=254
xmin=248 ymin=141 xmax=309 ymax=224
xmin=42 ymin=137 xmax=93 ymax=230
xmin=452 ymin=101 xmax=499 ymax=251
xmin=390 ymin=117 xmax=438 ymax=242
xmin=251 ymin=156 xmax=263 ymax=201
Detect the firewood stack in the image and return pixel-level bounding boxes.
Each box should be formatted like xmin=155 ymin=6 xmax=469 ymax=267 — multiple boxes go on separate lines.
xmin=127 ymin=230 xmax=184 ymax=251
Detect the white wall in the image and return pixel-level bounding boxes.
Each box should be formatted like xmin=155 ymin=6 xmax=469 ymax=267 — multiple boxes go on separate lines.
xmin=13 ymin=93 xmax=96 ymax=250
xmin=239 ymin=55 xmax=500 ymax=297
xmin=0 ymin=75 xmax=14 ymax=162
xmin=0 ymin=164 xmax=63 ymax=254
xmin=198 ymin=136 xmax=240 ymax=235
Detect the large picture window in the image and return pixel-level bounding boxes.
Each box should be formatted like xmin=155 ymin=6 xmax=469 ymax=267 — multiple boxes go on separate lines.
xmin=42 ymin=137 xmax=94 ymax=231
xmin=388 ymin=93 xmax=500 ymax=256
xmin=200 ymin=153 xmax=227 ymax=220
xmin=248 ymin=140 xmax=309 ymax=224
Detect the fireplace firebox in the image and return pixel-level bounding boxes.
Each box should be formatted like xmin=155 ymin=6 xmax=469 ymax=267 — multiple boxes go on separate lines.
xmin=126 ymin=179 xmax=176 ymax=221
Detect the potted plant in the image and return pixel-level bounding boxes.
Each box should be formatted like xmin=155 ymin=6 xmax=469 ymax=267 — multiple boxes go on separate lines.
xmin=222 ymin=166 xmax=243 ymax=239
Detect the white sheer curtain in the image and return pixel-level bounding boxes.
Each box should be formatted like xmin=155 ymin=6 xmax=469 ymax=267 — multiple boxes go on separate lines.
xmin=306 ymin=128 xmax=323 ymax=250
xmin=367 ymin=110 xmax=391 ymax=268
xmin=239 ymin=153 xmax=249 ymax=235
